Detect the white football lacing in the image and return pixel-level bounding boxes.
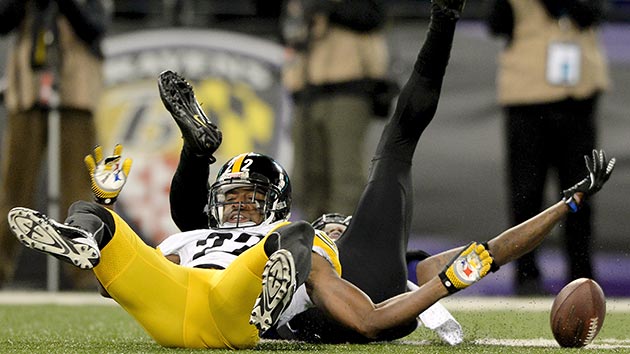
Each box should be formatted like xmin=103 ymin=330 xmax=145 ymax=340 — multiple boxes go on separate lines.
xmin=584 ymin=317 xmax=599 ymax=344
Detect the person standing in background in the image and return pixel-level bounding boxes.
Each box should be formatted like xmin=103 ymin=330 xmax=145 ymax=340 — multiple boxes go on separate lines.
xmin=281 ymin=0 xmax=392 ymax=220
xmin=486 ymin=0 xmax=610 ymax=295
xmin=0 ymin=0 xmax=108 ymax=289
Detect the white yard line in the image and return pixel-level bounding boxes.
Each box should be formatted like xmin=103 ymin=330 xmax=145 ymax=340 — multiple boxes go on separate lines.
xmin=1 ymin=292 xmax=630 ymax=313
xmin=0 ymin=291 xmax=116 ymax=305
xmin=440 ymin=296 xmax=630 ymax=313
xmin=402 ymin=338 xmax=630 ymax=349
xmin=473 ymin=338 xmax=630 ymax=349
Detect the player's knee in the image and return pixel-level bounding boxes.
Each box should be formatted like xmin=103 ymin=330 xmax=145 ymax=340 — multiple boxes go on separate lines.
xmin=285 ymin=220 xmax=314 ymax=235
xmin=278 ymin=221 xmax=315 ymax=246
xmin=277 ymin=221 xmax=315 ymax=285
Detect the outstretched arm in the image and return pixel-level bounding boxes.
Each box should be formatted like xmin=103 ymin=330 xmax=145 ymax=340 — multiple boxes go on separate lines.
xmin=306 ymin=255 xmax=447 ymax=339
xmin=307 ymin=242 xmax=491 ymax=340
xmin=84 ymin=145 xmax=132 ymax=297
xmin=158 ymin=70 xmax=223 ymax=231
xmin=493 ymin=149 xmax=615 ymax=266
xmin=488 ymin=200 xmax=567 ymax=266
xmin=416 ymin=200 xmax=569 ymax=284
xmin=416 ymin=149 xmax=616 ymax=284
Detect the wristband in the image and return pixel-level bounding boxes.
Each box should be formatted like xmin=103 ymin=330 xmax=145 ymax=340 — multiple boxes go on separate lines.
xmin=95 ymin=196 xmax=117 ymax=206
xmin=439 ymin=271 xmax=460 ymax=294
xmin=564 ymin=197 xmax=579 ymax=213
xmin=480 ymin=241 xmax=501 ymax=273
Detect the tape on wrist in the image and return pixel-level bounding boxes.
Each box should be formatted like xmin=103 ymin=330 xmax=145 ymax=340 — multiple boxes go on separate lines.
xmin=564 ymin=197 xmax=579 ymax=213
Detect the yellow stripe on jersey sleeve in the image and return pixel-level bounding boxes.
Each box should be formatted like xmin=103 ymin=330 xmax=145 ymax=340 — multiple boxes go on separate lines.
xmin=267 ymin=221 xmax=291 ymax=234
xmin=313 ymin=230 xmax=341 ymax=276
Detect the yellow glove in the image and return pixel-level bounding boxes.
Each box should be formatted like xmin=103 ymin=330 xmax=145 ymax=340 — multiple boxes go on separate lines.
xmin=84 ymin=144 xmax=132 ymax=205
xmin=439 ymin=242 xmax=493 ymax=294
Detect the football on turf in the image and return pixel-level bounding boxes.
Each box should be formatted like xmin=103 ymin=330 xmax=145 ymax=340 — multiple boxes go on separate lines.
xmin=550 ymin=278 xmax=606 ymax=348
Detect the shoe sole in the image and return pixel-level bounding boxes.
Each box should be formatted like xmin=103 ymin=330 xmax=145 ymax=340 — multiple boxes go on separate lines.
xmin=158 ymin=71 xmax=219 ymax=153
xmin=158 ymin=71 xmax=207 ymax=129
xmin=250 ymin=249 xmax=297 ymax=333
xmin=7 ymin=207 xmax=100 ymax=269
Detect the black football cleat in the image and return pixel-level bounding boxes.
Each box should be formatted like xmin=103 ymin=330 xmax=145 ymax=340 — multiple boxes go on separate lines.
xmin=158 ymin=70 xmax=222 ymax=161
xmin=7 ymin=207 xmax=100 ymax=269
xmin=249 ymin=249 xmax=297 ymax=334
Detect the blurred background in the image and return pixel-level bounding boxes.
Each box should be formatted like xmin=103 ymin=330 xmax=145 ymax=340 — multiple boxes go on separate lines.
xmin=0 ymin=0 xmax=629 ymax=296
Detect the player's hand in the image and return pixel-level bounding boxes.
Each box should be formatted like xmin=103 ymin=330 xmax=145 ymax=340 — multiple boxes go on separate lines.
xmin=562 ymin=149 xmax=616 ymax=212
xmin=439 ymin=242 xmax=493 ymax=294
xmin=84 ymin=144 xmax=132 ymax=205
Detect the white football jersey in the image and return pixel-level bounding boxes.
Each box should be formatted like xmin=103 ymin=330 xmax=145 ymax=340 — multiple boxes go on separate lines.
xmin=157 ymin=221 xmax=286 ymax=269
xmin=158 ymin=222 xmax=341 ymax=332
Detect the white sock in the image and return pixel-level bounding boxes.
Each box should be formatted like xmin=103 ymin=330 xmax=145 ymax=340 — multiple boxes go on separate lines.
xmin=407 ymin=280 xmax=464 ymax=345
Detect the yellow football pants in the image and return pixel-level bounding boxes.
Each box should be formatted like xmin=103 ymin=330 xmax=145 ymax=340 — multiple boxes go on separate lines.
xmin=93 ymin=209 xmax=271 ymax=349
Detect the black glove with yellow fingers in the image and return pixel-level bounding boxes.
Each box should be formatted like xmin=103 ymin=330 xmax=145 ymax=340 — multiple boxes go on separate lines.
xmin=439 ymin=242 xmax=493 ymax=294
xmin=562 ymin=149 xmax=616 ymax=213
xmin=84 ymin=144 xmax=132 ymax=205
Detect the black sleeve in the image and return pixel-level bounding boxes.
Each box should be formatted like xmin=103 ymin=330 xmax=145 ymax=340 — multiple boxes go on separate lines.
xmin=485 ymin=0 xmax=514 ymax=42
xmin=0 ymin=0 xmax=26 ymax=34
xmin=170 ymin=149 xmax=212 ymax=231
xmin=55 ymin=0 xmax=107 ymax=45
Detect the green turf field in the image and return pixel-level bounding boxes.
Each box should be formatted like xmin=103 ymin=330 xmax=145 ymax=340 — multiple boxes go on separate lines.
xmin=1 ymin=294 xmax=629 ymax=353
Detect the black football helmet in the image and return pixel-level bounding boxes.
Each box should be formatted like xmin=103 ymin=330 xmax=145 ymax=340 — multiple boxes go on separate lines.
xmin=311 ymin=213 xmax=352 ymax=231
xmin=208 ymin=152 xmax=291 ymax=228
xmin=311 ymin=213 xmax=352 ymax=241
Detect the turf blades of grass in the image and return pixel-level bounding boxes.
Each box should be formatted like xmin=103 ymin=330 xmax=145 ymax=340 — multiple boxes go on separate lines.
xmin=1 ymin=305 xmax=629 ymax=353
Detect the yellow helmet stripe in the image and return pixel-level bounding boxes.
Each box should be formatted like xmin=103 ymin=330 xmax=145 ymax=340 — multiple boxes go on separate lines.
xmin=232 ymin=153 xmax=248 ymax=172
